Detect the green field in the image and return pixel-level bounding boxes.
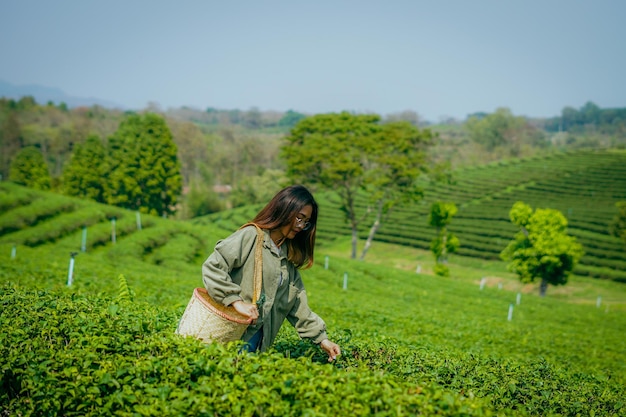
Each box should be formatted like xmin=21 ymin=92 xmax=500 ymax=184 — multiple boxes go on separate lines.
xmin=1 ymin=150 xmax=626 ymax=416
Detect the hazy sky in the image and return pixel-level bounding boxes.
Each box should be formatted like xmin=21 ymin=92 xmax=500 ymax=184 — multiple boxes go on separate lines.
xmin=1 ymin=0 xmax=625 ymax=121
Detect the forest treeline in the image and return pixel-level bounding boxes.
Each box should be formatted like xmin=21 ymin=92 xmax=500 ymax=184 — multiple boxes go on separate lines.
xmin=1 ymin=95 xmax=625 ymax=219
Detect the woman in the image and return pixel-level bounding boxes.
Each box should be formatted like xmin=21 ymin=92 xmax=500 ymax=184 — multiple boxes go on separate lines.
xmin=202 ymin=185 xmax=341 ymax=361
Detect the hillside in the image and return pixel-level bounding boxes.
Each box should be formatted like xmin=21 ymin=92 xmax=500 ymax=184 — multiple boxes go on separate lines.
xmin=328 ymin=149 xmax=626 ymax=282
xmin=1 ymin=175 xmax=625 ymax=415
xmin=199 ymin=148 xmax=626 ymax=283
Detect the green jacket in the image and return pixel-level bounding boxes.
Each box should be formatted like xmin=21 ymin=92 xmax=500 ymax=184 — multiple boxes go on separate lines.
xmin=202 ymin=225 xmax=327 ymax=351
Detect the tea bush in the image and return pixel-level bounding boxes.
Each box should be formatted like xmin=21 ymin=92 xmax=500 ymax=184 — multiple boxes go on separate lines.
xmin=2 ymin=168 xmax=626 ymax=416
xmin=0 ymin=196 xmax=76 ymax=235
xmin=2 ymin=281 xmax=624 ymax=416
xmin=1 ymin=286 xmax=495 ymax=416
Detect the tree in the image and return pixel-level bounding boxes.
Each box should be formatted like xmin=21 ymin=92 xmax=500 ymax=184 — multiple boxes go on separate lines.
xmin=359 ymin=121 xmax=435 ymax=260
xmin=428 ymin=202 xmax=460 ymax=277
xmin=180 ymin=180 xmax=224 ymax=219
xmin=167 ymin=119 xmax=210 ymax=186
xmin=278 ymin=110 xmax=307 ymax=128
xmin=383 ymin=110 xmax=420 ymax=126
xmin=560 ymin=106 xmax=580 ymax=131
xmin=208 ymin=127 xmax=279 ymax=187
xmin=282 ymin=112 xmax=435 ymax=259
xmin=579 ymin=101 xmax=601 ymax=127
xmin=282 ymin=112 xmax=379 ymax=258
xmin=230 ymin=169 xmax=288 ymax=208
xmin=501 ymin=201 xmax=584 ymax=296
xmin=16 ymin=96 xmax=38 ymax=111
xmin=609 ymin=201 xmax=626 ymax=249
xmin=0 ymin=111 xmax=23 ymax=180
xmin=465 ymin=107 xmax=546 ymax=155
xmin=60 ymin=135 xmax=108 ymax=203
xmin=9 ymin=146 xmax=51 ymax=190
xmin=466 ymin=108 xmax=514 ymax=150
xmin=105 ymin=113 xmax=182 ymax=216
xmin=242 ymin=107 xmax=262 ymax=129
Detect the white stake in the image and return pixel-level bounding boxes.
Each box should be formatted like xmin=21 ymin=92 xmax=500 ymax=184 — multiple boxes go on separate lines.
xmin=67 ymin=252 xmax=78 ymax=286
xmin=81 ymin=226 xmax=87 ymax=252
xmin=507 ymin=304 xmax=514 ymax=321
xmin=324 ymin=255 xmax=329 ymax=270
xmin=136 ymin=211 xmax=142 ymax=230
xmin=516 ymin=293 xmax=521 ymax=305
xmin=11 ymin=245 xmax=16 ymax=259
xmin=415 ymin=264 xmax=422 ymax=274
xmin=343 ymin=272 xmax=348 ymax=290
xmin=596 ymin=296 xmax=602 ymax=308
xmin=111 ymin=218 xmax=116 ymax=244
xmin=479 ymin=277 xmax=486 ymax=290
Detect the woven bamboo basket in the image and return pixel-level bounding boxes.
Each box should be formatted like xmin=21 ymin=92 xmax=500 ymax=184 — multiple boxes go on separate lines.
xmin=175 ymin=287 xmax=252 ymax=343
xmin=176 ymin=224 xmax=264 ymax=344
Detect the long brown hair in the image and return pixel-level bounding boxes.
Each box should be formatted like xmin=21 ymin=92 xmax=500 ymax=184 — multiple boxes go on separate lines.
xmin=251 ymin=185 xmax=318 ymax=269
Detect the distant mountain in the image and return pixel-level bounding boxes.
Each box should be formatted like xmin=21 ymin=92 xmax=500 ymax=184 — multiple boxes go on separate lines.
xmin=0 ymin=79 xmax=125 ymax=109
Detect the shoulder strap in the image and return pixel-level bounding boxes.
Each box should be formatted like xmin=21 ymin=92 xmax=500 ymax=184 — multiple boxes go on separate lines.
xmin=240 ymin=223 xmax=264 ymax=303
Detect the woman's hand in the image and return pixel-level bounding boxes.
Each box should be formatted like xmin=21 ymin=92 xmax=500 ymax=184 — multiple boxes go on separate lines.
xmin=319 ymin=339 xmax=341 ymax=362
xmin=231 ymin=300 xmax=258 ymax=323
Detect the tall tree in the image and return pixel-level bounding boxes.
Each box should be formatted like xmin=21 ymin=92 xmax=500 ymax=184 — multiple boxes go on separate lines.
xmin=282 ymin=112 xmax=435 ymax=259
xmin=60 ymin=135 xmax=108 ymax=203
xmin=501 ymin=201 xmax=584 ymax=296
xmin=0 ymin=111 xmax=23 ymax=180
xmin=9 ymin=146 xmax=51 ymax=190
xmin=428 ymin=201 xmax=460 ymax=277
xmin=282 ymin=112 xmax=379 ymax=258
xmin=105 ymin=113 xmax=182 ymax=216
xmin=359 ymin=121 xmax=435 ymax=260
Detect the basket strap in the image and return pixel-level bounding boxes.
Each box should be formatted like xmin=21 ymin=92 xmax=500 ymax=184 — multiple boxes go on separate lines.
xmin=240 ymin=223 xmax=264 ymax=304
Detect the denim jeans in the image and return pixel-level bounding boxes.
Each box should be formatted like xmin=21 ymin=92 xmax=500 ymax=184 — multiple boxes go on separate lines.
xmin=240 ymin=328 xmax=263 ymax=353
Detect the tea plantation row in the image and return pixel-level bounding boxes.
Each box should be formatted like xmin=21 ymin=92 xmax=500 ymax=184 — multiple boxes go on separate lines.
xmin=300 ymin=149 xmax=626 ymax=282
xmin=2 ymin=279 xmax=624 ymax=416
xmin=1 ymin=174 xmax=625 ymax=415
